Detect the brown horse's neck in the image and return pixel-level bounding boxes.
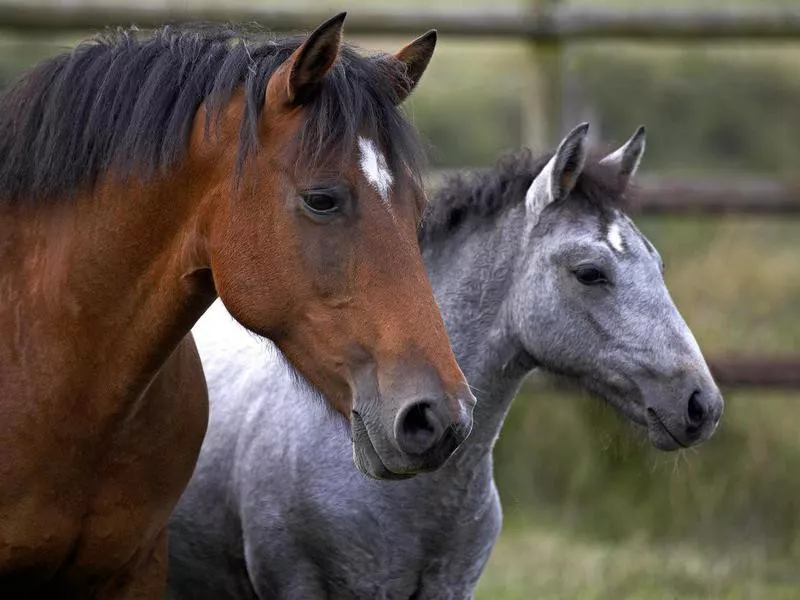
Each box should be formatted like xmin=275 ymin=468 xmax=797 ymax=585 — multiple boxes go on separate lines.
xmin=0 ymin=168 xmax=218 ymax=411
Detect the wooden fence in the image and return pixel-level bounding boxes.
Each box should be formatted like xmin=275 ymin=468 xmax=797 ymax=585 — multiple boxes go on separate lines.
xmin=0 ymin=2 xmax=797 ymax=388
xmin=3 ymin=5 xmax=800 ymax=40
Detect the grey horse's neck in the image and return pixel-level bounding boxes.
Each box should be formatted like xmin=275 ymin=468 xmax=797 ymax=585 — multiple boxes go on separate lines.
xmin=421 ymin=203 xmax=536 ymax=478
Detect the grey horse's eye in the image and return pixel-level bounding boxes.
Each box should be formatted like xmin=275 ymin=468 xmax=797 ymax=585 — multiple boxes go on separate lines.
xmin=574 ymin=265 xmax=608 ymax=286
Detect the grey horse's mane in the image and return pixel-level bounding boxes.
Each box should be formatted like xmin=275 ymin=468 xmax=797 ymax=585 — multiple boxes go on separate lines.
xmin=420 ymin=148 xmax=633 ymax=244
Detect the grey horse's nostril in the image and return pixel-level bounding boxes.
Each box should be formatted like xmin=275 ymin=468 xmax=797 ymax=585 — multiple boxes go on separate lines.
xmin=395 ymin=401 xmax=445 ymax=456
xmin=686 ymin=389 xmax=706 ymax=429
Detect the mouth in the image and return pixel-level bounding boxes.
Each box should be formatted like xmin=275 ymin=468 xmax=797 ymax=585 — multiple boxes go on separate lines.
xmin=578 ymin=375 xmax=688 ymax=451
xmin=646 ymin=408 xmax=686 ymax=451
xmin=351 ymin=411 xmax=415 ymax=481
xmin=579 ymin=374 xmax=648 ymax=427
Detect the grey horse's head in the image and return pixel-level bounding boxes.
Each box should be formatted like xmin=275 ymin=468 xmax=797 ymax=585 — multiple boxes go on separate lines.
xmin=508 ymin=123 xmax=723 ymax=450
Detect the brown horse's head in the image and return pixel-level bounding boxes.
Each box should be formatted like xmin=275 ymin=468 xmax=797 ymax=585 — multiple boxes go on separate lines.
xmin=194 ymin=15 xmax=473 ymax=478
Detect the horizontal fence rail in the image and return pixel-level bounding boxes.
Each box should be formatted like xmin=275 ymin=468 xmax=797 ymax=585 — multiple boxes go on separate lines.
xmin=708 ymin=357 xmax=800 ymax=388
xmin=541 ymin=356 xmax=800 ymax=390
xmin=634 ymin=177 xmax=800 ymax=215
xmin=428 ymin=172 xmax=800 ymax=215
xmin=2 ymin=5 xmax=800 ymax=41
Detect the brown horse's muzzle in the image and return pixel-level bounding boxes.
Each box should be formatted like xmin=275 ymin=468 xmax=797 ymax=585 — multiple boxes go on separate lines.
xmin=349 ymin=363 xmax=475 ymax=479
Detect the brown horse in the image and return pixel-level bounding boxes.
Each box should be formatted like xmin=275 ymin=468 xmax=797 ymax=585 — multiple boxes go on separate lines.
xmin=0 ymin=15 xmax=474 ymax=598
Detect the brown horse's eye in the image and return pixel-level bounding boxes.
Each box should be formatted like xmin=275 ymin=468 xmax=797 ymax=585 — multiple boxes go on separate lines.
xmin=302 ymin=193 xmax=339 ymax=216
xmin=574 ymin=265 xmax=608 ymax=286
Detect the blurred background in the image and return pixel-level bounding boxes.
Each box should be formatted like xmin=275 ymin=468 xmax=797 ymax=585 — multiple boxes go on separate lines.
xmin=4 ymin=0 xmax=799 ymax=597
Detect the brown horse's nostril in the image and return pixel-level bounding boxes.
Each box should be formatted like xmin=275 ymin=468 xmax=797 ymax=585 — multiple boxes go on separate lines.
xmin=395 ymin=401 xmax=446 ymax=456
xmin=686 ymin=389 xmax=707 ymax=434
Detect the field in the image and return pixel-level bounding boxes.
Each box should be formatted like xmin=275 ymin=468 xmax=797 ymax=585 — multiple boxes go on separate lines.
xmin=1 ymin=0 xmax=798 ymax=596
xmin=478 ymin=525 xmax=799 ymax=600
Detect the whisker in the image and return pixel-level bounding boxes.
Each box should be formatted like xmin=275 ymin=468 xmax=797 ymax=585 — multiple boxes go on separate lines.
xmin=468 ymin=383 xmax=490 ymax=396
xmin=679 ymin=448 xmax=694 ymax=472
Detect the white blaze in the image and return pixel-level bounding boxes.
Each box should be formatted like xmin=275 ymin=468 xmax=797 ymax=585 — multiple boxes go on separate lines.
xmin=358 ymin=137 xmax=393 ymax=205
xmin=607 ymin=221 xmax=625 ymax=253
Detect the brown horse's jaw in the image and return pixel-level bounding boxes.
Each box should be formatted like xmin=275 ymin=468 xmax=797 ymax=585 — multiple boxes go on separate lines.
xmin=351 ymin=411 xmax=415 ymax=480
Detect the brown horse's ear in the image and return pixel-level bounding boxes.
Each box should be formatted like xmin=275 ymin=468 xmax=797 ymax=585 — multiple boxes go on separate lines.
xmin=386 ymin=30 xmax=437 ymax=105
xmin=267 ymin=12 xmax=346 ymax=108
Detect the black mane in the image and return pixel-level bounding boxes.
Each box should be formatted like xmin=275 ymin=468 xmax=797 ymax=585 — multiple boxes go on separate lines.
xmin=419 ymin=148 xmax=631 ymax=244
xmin=0 ymin=25 xmax=424 ymax=203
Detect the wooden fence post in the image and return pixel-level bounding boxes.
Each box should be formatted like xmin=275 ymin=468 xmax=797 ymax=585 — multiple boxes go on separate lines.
xmin=523 ymin=0 xmax=563 ymax=151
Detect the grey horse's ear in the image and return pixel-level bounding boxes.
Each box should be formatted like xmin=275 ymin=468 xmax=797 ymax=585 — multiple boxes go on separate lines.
xmin=525 ymin=122 xmax=590 ymax=221
xmin=600 ymin=125 xmax=646 ymax=190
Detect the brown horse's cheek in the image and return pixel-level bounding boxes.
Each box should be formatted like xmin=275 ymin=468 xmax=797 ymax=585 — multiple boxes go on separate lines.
xmin=299 ymin=226 xmax=351 ymax=295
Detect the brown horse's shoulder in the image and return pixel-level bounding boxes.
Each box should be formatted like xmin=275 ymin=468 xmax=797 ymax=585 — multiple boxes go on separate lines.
xmin=0 ymin=333 xmax=208 ymax=595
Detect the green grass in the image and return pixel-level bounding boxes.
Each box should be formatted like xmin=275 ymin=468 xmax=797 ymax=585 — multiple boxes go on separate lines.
xmin=477 ymin=525 xmax=800 ymax=600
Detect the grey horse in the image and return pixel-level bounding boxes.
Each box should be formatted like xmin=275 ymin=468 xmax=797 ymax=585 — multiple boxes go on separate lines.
xmin=168 ymin=124 xmax=724 ymax=599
